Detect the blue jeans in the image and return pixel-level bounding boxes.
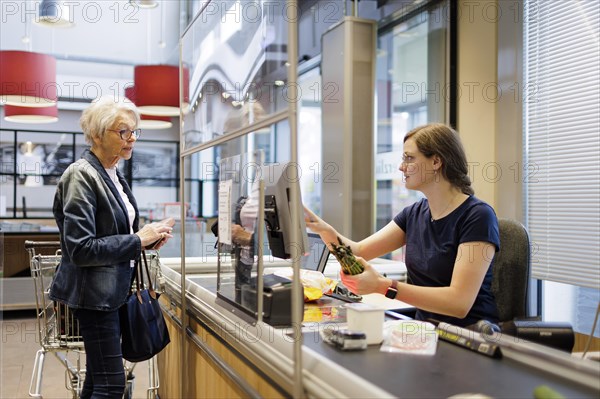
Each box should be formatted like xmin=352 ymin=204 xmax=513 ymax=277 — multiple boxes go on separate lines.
xmin=73 ymin=308 xmax=125 ymax=399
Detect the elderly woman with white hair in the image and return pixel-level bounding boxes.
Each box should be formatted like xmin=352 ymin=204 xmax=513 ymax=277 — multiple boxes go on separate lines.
xmin=49 ymin=96 xmax=174 ymax=398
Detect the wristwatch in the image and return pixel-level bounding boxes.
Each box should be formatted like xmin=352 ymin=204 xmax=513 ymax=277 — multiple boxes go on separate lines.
xmin=385 ymin=279 xmax=398 ymax=299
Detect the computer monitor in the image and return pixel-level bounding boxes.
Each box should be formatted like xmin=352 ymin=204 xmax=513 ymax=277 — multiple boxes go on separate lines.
xmin=300 ymin=233 xmax=329 ymax=273
xmin=263 ymin=162 xmax=309 ymax=260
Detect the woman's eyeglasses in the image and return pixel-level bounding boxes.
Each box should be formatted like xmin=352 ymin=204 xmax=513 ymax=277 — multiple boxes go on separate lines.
xmin=108 ymin=129 xmax=142 ymax=140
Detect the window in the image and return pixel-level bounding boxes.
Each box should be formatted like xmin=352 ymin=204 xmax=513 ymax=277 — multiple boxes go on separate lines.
xmin=125 ymin=141 xmax=180 ymax=218
xmin=524 ymin=0 xmax=600 ymax=334
xmin=0 ymin=129 xmax=180 ymax=220
xmin=1 ymin=130 xmax=76 ymax=218
xmin=375 ymin=1 xmax=451 ymax=259
xmin=298 ymin=68 xmax=323 ymax=215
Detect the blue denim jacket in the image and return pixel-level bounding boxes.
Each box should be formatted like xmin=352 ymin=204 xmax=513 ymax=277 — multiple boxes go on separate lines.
xmin=49 ymin=149 xmax=141 ymax=311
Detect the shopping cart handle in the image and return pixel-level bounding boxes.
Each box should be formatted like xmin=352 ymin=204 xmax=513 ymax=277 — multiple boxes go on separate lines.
xmin=24 ymin=241 xmax=61 ymax=249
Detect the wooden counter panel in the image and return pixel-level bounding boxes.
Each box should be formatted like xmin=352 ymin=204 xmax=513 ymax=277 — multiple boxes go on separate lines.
xmin=157 ymin=309 xmax=181 ymax=399
xmin=158 ymin=296 xmax=285 ymax=399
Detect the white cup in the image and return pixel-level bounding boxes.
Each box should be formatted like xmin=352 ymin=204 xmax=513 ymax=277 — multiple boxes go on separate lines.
xmin=345 ymin=303 xmax=384 ymax=345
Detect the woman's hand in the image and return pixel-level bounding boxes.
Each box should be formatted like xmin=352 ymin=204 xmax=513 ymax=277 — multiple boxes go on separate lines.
xmin=136 ymin=218 xmax=175 ymax=249
xmin=339 ymin=258 xmax=387 ymax=295
xmin=303 ymin=206 xmax=329 ymax=233
xmin=231 ymin=224 xmax=252 ymax=246
xmin=304 ymin=206 xmax=339 ymax=245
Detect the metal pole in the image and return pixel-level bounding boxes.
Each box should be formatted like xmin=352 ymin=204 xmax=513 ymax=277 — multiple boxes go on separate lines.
xmin=256 ymin=180 xmax=265 ymax=323
xmin=178 ymin=38 xmax=188 ymax=399
xmin=287 ymin=1 xmax=304 ymax=397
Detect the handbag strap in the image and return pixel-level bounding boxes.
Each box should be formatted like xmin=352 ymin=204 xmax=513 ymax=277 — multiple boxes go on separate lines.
xmin=132 ymin=250 xmax=157 ymax=301
xmin=133 ymin=255 xmax=143 ymax=302
xmin=141 ymin=251 xmax=158 ymax=299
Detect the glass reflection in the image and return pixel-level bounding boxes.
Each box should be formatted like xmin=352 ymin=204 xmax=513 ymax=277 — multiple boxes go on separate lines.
xmin=182 ymin=0 xmax=290 ymax=149
xmin=217 ymin=149 xmax=264 ymax=312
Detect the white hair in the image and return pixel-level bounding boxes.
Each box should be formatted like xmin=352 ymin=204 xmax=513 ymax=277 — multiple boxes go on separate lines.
xmin=80 ymin=96 xmax=140 ymax=144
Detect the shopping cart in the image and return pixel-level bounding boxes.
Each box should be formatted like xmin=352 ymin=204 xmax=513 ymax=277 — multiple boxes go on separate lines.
xmin=25 ymin=241 xmax=162 ymax=399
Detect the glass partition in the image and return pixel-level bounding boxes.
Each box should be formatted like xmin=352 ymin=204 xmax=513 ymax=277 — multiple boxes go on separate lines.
xmin=216 ymin=150 xmax=263 ymax=312
xmin=181 ymin=0 xmax=291 ymax=149
xmin=179 ymin=1 xmax=304 ymax=392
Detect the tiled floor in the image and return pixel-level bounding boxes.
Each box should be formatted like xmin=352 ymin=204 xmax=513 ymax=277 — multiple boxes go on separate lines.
xmin=1 ymin=310 xmax=153 ymax=399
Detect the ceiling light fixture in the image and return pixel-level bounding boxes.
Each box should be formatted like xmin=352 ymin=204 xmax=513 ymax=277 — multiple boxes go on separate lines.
xmin=125 ymin=86 xmax=173 ymax=129
xmin=35 ymin=0 xmax=75 ymax=28
xmin=139 ymin=116 xmax=173 ymax=130
xmin=130 ymin=0 xmax=159 ymax=9
xmin=3 ymin=104 xmax=58 ymax=123
xmin=134 ymin=65 xmax=189 ymax=117
xmin=0 ymin=50 xmax=57 ymax=107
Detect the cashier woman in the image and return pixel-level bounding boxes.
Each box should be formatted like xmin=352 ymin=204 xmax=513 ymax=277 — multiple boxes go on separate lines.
xmin=305 ymin=123 xmax=500 ymax=328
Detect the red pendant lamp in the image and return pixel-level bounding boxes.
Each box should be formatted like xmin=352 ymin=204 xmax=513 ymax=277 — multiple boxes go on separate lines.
xmin=0 ymin=50 xmax=57 ymax=107
xmin=3 ymin=104 xmax=58 ymax=123
xmin=138 ymin=115 xmax=173 ymax=129
xmin=133 ymin=65 xmax=189 ymax=117
xmin=125 ymin=86 xmax=173 ymax=129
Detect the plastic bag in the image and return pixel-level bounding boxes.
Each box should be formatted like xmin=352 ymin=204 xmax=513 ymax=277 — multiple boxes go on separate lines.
xmin=263 ymin=267 xmax=335 ymax=302
xmin=380 ymin=320 xmax=438 ymax=355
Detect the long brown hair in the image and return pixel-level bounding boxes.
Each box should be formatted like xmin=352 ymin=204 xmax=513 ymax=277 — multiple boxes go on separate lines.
xmin=404 ymin=123 xmax=474 ymax=195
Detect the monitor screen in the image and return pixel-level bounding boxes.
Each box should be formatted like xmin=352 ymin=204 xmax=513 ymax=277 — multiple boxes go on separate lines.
xmin=263 ymin=162 xmax=309 ymax=259
xmin=300 ymin=233 xmax=329 ymax=273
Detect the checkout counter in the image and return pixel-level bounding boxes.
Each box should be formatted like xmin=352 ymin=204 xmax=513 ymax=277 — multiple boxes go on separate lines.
xmin=162 ymin=4 xmax=600 ymax=396
xmin=154 ymin=257 xmax=600 ymax=398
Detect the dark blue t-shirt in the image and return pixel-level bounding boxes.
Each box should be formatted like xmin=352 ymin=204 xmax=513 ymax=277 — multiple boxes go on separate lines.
xmin=394 ymin=195 xmax=500 ymax=327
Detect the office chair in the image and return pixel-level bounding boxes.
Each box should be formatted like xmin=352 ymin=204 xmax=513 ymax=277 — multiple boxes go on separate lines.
xmin=491 ymin=218 xmax=531 ymax=322
xmin=490 ymin=220 xmax=575 ymax=352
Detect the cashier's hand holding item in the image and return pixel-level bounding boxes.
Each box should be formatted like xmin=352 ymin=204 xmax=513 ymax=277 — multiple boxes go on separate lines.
xmin=136 ymin=217 xmax=175 ymax=250
xmin=339 ymin=257 xmax=382 ymax=295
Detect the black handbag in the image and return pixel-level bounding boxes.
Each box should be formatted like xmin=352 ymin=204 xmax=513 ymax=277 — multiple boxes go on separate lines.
xmin=120 ymin=251 xmax=170 ymax=362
